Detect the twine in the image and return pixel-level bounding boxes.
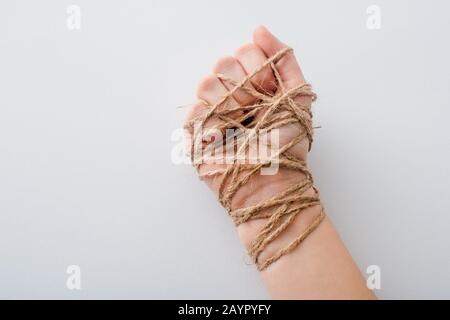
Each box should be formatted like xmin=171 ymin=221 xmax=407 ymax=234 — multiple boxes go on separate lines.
xmin=187 ymin=47 xmax=325 ymax=271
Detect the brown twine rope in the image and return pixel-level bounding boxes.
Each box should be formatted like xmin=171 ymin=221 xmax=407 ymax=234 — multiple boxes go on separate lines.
xmin=187 ymin=47 xmax=325 ymax=271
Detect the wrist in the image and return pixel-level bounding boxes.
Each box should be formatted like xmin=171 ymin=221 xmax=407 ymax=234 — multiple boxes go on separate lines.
xmin=232 ymin=169 xmax=322 ymax=270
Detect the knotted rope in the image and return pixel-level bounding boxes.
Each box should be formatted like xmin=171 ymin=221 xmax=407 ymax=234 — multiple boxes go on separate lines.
xmin=187 ymin=47 xmax=325 ymax=271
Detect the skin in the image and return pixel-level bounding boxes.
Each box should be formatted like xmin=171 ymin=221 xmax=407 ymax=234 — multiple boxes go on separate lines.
xmin=185 ymin=26 xmax=376 ymax=300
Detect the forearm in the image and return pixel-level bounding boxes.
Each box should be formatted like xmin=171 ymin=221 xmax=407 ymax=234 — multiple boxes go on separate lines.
xmin=237 ymin=186 xmax=375 ymax=299
xmin=186 ymin=26 xmax=375 ymax=300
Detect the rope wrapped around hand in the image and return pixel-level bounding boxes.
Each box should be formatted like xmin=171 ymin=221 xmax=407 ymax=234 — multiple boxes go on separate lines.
xmin=187 ymin=47 xmax=325 ymax=271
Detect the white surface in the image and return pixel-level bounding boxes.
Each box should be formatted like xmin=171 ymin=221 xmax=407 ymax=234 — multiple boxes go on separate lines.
xmin=0 ymin=0 xmax=449 ymax=299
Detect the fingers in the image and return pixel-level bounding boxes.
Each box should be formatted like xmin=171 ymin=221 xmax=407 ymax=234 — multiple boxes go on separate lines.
xmin=253 ymin=26 xmax=311 ymax=158
xmin=184 ymin=100 xmax=209 ymax=135
xmin=198 ymin=74 xmax=245 ymax=126
xmin=184 ymin=76 xmax=233 ymax=138
xmin=234 ymin=43 xmax=277 ymax=95
xmin=253 ymin=26 xmax=305 ymax=90
xmin=187 ymin=26 xmax=309 ymax=133
xmin=196 ymin=75 xmax=235 ymax=107
xmin=213 ymin=56 xmax=256 ymax=106
xmin=198 ymin=74 xmax=243 ymax=121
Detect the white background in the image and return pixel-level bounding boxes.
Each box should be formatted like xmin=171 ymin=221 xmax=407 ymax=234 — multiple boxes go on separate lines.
xmin=0 ymin=0 xmax=449 ymax=299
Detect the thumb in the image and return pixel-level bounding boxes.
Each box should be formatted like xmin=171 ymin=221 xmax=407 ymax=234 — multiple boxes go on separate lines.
xmin=253 ymin=26 xmax=306 ymax=90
